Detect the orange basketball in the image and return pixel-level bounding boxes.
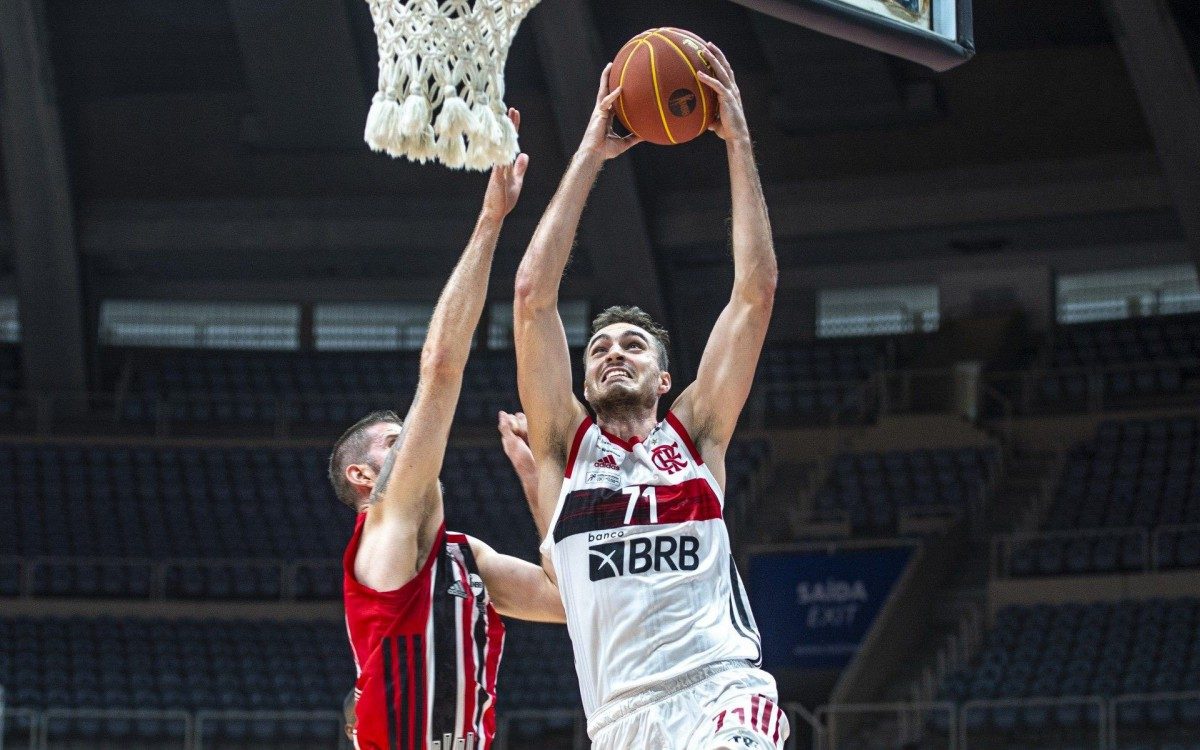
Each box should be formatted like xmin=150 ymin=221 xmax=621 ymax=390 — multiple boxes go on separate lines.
xmin=609 ymin=28 xmax=718 ymax=146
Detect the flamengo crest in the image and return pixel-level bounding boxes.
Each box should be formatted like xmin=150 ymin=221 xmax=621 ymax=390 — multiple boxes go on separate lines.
xmin=652 ymin=443 xmax=688 ymax=474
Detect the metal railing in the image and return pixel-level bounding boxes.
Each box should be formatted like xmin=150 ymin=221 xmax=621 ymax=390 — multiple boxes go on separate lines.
xmin=194 ymin=709 xmax=345 ymax=750
xmin=784 ymin=702 xmax=824 ymax=750
xmin=3 ymin=556 xmax=340 ymax=601
xmin=993 ymin=523 xmax=1200 ymax=579
xmin=1151 ymin=523 xmax=1200 ymax=569
xmin=984 ymin=359 xmax=1198 ymax=416
xmin=1110 ymin=690 xmax=1200 ymax=747
xmin=914 ymin=607 xmax=984 ymax=706
xmin=493 ymin=709 xmax=585 ymax=750
xmin=40 ymin=708 xmax=191 ymax=749
xmin=755 ymin=375 xmax=882 ymax=429
xmin=992 ymin=526 xmax=1151 ymax=579
xmin=960 ymin=695 xmax=1107 ymax=750
xmin=3 ymin=706 xmax=583 ymax=749
xmin=798 ymin=449 xmax=1001 ymax=543
xmin=817 ymin=701 xmax=956 ymax=750
xmin=750 ymin=358 xmax=1196 ymax=433
xmin=0 ymin=707 xmax=38 ymax=750
xmin=1 ymin=388 xmax=518 ymax=439
xmin=810 ymin=691 xmax=1200 ymax=750
xmin=6 ymin=354 xmax=1194 ymax=440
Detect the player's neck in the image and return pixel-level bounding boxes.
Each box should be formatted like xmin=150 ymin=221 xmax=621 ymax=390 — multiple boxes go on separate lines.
xmin=595 ymin=410 xmax=659 ymax=444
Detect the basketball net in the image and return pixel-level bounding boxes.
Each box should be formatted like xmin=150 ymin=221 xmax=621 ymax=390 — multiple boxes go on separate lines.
xmin=364 ymin=0 xmax=541 ymax=170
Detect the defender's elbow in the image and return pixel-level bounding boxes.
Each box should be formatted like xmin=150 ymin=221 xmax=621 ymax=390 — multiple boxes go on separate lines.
xmin=419 ymin=347 xmax=461 ymax=381
xmin=738 ymin=268 xmax=777 ymax=308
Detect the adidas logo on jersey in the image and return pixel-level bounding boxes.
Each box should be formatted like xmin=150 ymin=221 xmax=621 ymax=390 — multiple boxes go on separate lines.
xmin=593 ymin=454 xmax=620 ymax=471
xmin=588 ymin=535 xmax=700 ymax=581
xmin=447 ymin=575 xmax=487 ymax=612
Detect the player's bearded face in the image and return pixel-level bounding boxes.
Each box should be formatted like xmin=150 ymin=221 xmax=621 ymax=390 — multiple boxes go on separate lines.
xmin=583 ymin=325 xmax=664 ymax=418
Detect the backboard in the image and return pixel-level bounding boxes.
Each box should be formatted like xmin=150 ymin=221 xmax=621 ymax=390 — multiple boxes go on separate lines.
xmin=728 ymin=0 xmax=973 ymax=71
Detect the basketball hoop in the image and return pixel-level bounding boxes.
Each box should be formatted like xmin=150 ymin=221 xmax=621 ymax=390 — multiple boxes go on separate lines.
xmin=364 ymin=0 xmax=542 ymax=170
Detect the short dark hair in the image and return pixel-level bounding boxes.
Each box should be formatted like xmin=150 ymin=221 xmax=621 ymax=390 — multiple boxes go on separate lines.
xmin=589 ymin=305 xmax=671 ymax=371
xmin=328 ymin=410 xmax=402 ymax=509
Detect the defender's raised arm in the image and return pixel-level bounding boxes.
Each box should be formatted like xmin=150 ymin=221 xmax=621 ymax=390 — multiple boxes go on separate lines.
xmin=350 ymin=111 xmax=528 ymax=590
xmin=672 ymin=43 xmax=777 ymax=468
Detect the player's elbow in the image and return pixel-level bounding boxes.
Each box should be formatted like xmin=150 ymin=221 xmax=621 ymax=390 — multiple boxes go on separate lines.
xmin=513 ymin=272 xmax=554 ymax=315
xmin=419 ymin=346 xmax=462 ymax=381
xmin=737 ymin=266 xmax=777 ymax=308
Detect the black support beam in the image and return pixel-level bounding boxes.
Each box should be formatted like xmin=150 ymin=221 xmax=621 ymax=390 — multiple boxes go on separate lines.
xmin=527 ymin=0 xmax=667 ymax=323
xmin=1104 ymin=0 xmax=1200 ymax=271
xmin=0 ymin=0 xmax=88 ymax=409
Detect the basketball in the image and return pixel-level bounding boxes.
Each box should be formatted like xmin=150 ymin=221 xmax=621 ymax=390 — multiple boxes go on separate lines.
xmin=609 ymin=28 xmax=718 ymax=146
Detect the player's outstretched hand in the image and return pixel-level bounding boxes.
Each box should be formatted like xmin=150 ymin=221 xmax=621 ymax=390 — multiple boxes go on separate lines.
xmin=498 ymin=410 xmax=536 ymax=478
xmin=483 ymin=108 xmax=529 ymax=219
xmin=579 ymin=64 xmax=642 ymax=162
xmin=696 ymin=42 xmax=749 ymax=143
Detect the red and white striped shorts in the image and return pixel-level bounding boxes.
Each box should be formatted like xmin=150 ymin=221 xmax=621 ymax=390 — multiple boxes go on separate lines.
xmin=588 ymin=661 xmax=789 ymax=750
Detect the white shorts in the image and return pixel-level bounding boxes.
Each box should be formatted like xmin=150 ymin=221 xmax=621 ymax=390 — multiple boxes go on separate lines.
xmin=588 ymin=660 xmax=790 ymax=750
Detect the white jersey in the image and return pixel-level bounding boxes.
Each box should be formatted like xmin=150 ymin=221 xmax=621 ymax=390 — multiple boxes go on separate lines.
xmin=540 ymin=412 xmax=762 ymax=718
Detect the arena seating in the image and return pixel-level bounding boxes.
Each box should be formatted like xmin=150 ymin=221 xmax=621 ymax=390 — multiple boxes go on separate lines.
xmin=755 ymin=339 xmax=890 ymax=423
xmin=1009 ymin=416 xmax=1200 ymax=577
xmin=0 ymin=440 xmax=769 ymax=599
xmin=810 ymin=446 xmax=997 ymax=534
xmin=0 ymin=616 xmax=578 ymax=743
xmin=112 ymin=348 xmax=533 ymax=426
xmin=1036 ymin=313 xmax=1200 ymax=407
xmin=937 ymin=599 xmax=1200 ymax=742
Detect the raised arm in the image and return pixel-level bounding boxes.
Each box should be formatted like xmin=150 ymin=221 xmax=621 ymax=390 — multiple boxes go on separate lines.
xmin=469 ymin=536 xmax=565 ymax=623
xmin=513 ymin=67 xmax=640 ymax=476
xmin=672 ymin=45 xmax=777 ymax=462
xmin=356 ymin=111 xmax=528 ymax=590
xmin=499 ymin=410 xmax=558 ymax=584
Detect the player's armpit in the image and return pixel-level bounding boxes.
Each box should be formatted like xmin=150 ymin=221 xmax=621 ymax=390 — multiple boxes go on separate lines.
xmin=672 ymin=290 xmax=773 ymax=455
xmin=469 ymin=537 xmax=565 ymax=624
xmin=355 ymin=502 xmax=439 ymax=592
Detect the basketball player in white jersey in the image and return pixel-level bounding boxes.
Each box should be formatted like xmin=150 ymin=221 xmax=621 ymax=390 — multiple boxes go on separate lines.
xmin=513 ymin=44 xmax=787 ymax=749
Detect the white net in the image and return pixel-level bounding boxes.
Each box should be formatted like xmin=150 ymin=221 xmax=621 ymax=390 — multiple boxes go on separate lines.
xmin=365 ymin=0 xmax=542 ymax=170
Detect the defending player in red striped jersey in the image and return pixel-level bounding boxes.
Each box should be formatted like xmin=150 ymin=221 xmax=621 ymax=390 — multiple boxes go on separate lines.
xmin=328 ymin=111 xmax=564 ymax=750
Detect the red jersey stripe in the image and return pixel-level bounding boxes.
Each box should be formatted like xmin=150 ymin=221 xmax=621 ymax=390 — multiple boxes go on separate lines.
xmin=564 ymin=416 xmax=594 ymax=479
xmin=665 ymin=411 xmax=705 ymax=466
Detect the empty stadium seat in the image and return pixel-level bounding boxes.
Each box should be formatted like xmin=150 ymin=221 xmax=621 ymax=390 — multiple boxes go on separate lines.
xmin=1 ymin=439 xmax=769 ymax=599
xmin=1040 ymin=313 xmax=1200 ymax=407
xmin=112 ymin=348 xmax=533 ymax=426
xmin=754 ymin=339 xmax=891 ymax=424
xmin=0 ymin=615 xmax=579 ymax=739
xmin=813 ymin=445 xmax=997 ymax=534
xmin=1010 ymin=416 xmax=1200 ymax=576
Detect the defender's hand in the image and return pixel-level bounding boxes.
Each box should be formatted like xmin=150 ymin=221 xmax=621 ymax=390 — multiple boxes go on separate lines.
xmin=696 ymin=43 xmax=749 ymax=143
xmin=578 ymin=64 xmax=642 ymax=163
xmin=482 ymin=109 xmax=529 ymax=219
xmin=498 ymin=410 xmax=536 ymax=478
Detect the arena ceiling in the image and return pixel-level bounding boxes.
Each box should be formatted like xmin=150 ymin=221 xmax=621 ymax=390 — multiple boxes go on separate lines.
xmin=0 ymin=0 xmax=1197 ymax=396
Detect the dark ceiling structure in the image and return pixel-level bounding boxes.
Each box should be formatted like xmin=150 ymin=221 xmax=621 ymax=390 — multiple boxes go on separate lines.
xmin=0 ymin=0 xmax=1198 ymax=402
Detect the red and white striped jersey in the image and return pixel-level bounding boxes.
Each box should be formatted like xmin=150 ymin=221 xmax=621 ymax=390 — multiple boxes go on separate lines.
xmin=344 ymin=516 xmax=504 ymax=750
xmin=540 ymin=412 xmax=762 ymax=718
